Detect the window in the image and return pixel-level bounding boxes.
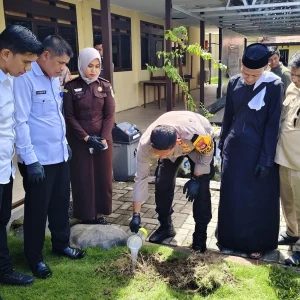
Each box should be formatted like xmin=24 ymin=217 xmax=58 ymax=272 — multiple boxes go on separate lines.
xmin=140 ymin=21 xmax=164 ymax=70
xmin=4 ymin=0 xmax=79 ymax=73
xmin=92 ymin=9 xmax=132 ymax=72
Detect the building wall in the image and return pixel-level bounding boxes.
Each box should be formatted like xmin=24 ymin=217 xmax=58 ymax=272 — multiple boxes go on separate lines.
xmin=0 ymin=0 xmax=5 ymax=32
xmin=0 ymin=0 xmax=216 ymax=112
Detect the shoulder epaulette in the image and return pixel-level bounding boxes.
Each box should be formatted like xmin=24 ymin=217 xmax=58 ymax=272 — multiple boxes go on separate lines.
xmin=98 ymin=77 xmax=110 ymax=83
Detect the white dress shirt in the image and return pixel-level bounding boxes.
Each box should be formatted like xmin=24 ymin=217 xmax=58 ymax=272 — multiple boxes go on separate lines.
xmin=14 ymin=62 xmax=69 ymax=166
xmin=0 ymin=70 xmax=16 ymax=184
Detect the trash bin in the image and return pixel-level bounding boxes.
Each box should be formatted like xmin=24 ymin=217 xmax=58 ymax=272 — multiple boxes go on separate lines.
xmin=112 ymin=122 xmax=141 ymax=181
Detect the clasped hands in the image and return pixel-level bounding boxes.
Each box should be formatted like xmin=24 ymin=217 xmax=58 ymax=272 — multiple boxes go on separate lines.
xmin=86 ymin=136 xmax=107 ymax=152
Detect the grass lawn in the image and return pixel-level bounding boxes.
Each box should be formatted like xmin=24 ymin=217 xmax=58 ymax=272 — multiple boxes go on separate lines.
xmin=1 ymin=235 xmax=300 ymax=300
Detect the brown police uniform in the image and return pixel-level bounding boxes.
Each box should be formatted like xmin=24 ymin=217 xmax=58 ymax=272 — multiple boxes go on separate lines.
xmin=275 ymin=83 xmax=300 ymax=250
xmin=63 ymin=76 xmax=115 ymax=220
xmin=133 ymin=111 xmax=215 ymax=239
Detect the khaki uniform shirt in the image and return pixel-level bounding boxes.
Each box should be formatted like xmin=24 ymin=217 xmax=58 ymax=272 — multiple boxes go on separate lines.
xmin=271 ymin=63 xmax=291 ymax=93
xmin=133 ymin=111 xmax=214 ymax=203
xmin=275 ymin=83 xmax=300 ymax=171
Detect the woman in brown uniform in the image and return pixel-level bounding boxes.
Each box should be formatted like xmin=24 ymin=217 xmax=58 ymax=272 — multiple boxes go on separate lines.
xmin=63 ymin=48 xmax=115 ymax=224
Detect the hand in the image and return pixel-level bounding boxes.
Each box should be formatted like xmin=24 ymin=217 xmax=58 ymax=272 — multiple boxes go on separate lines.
xmin=255 ymin=165 xmax=270 ymax=180
xmin=67 ymin=145 xmax=72 ymax=161
xmin=27 ymin=161 xmax=45 ymax=183
xmin=87 ymin=136 xmax=106 ymax=152
xmin=183 ymin=177 xmax=200 ymax=202
xmin=130 ymin=213 xmax=141 ymax=233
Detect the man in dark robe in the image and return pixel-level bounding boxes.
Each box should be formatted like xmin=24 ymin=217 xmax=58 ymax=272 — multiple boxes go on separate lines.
xmin=217 ymin=43 xmax=284 ymax=259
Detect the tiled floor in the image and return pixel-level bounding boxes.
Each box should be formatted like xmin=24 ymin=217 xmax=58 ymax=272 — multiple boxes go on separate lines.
xmin=107 ymin=180 xmax=295 ymax=265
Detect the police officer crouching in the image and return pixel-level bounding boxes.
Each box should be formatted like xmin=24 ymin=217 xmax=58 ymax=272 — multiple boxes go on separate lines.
xmin=129 ymin=111 xmax=215 ymax=252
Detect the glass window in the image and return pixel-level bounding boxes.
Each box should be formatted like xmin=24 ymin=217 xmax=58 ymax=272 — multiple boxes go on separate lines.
xmin=92 ymin=9 xmax=132 ymax=72
xmin=58 ymin=26 xmax=78 ymax=72
xmin=141 ymin=36 xmax=149 ymax=69
xmin=121 ymin=35 xmax=131 ymax=69
xmin=36 ymin=25 xmax=55 ymax=42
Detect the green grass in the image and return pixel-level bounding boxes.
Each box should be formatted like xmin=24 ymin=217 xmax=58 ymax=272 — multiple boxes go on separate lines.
xmin=1 ymin=235 xmax=300 ymax=300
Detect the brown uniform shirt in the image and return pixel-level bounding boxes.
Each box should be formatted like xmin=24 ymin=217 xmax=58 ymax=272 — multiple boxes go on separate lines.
xmin=63 ymin=76 xmax=115 ymax=141
xmin=133 ymin=111 xmax=214 ymax=203
xmin=275 ymin=83 xmax=300 ymax=171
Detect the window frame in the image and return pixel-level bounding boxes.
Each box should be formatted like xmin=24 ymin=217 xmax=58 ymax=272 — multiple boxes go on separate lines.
xmin=140 ymin=21 xmax=164 ymax=70
xmin=92 ymin=9 xmax=132 ymax=72
xmin=4 ymin=0 xmax=79 ymax=73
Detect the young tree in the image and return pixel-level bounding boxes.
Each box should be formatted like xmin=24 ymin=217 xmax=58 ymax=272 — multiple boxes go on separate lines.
xmin=147 ymin=26 xmax=226 ymax=116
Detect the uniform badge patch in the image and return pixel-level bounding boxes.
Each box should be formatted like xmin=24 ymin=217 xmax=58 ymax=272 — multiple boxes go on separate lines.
xmin=98 ymin=87 xmax=103 ymax=92
xmin=193 ymin=135 xmax=214 ymax=155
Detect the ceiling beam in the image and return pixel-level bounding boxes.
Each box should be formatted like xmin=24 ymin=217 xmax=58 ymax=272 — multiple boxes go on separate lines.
xmin=209 ymin=13 xmax=300 ymax=23
xmin=199 ymin=8 xmax=300 ymax=18
xmin=190 ymin=2 xmax=300 ymax=13
xmin=219 ymin=17 xmax=300 ymax=25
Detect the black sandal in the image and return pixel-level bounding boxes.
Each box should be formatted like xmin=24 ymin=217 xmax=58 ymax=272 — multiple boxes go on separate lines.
xmin=247 ymin=252 xmax=264 ymax=260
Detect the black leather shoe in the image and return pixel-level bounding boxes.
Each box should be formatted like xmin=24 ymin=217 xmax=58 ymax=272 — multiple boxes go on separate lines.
xmin=52 ymin=247 xmax=86 ymax=259
xmin=149 ymin=225 xmax=176 ymax=244
xmin=31 ymin=262 xmax=52 ymax=279
xmin=95 ymin=217 xmax=111 ymax=225
xmin=192 ymin=235 xmax=207 ymax=253
xmin=0 ymin=269 xmax=34 ymax=286
xmin=278 ymin=232 xmax=299 ymax=245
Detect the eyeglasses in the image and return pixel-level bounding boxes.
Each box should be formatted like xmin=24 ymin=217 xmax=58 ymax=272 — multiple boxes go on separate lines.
xmin=291 ymin=73 xmax=300 ymax=79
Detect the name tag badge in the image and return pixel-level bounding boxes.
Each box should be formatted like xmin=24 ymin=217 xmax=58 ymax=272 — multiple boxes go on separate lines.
xmin=74 ymin=88 xmax=83 ymax=93
xmin=36 ymin=90 xmax=46 ymax=95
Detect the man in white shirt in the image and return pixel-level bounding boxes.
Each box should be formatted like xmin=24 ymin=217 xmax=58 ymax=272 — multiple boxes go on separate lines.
xmin=0 ymin=25 xmax=42 ymax=286
xmin=14 ymin=35 xmax=85 ymax=280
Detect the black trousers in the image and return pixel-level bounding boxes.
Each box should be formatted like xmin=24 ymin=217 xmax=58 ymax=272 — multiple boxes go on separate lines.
xmin=0 ymin=178 xmax=13 ymax=275
xmin=155 ymin=157 xmax=214 ymax=236
xmin=19 ymin=162 xmax=70 ymax=267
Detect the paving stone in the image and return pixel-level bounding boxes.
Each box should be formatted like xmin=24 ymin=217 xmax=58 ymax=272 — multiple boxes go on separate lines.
xmin=142 ymin=203 xmax=156 ymax=209
xmin=112 ymin=204 xmax=121 ymax=211
xmin=108 ymin=213 xmax=121 ymax=219
xmin=119 ymin=202 xmax=132 ymax=210
xmin=182 ymin=223 xmax=195 ymax=230
xmin=114 ymin=214 xmax=131 ymax=225
xmin=176 ymin=228 xmax=190 ymax=235
xmin=114 ymin=208 xmax=132 ymax=215
xmin=264 ymin=250 xmax=280 ymax=263
xmin=122 ymin=191 xmax=133 ymax=198
xmin=112 ymin=182 xmax=128 ymax=190
xmin=207 ymin=226 xmax=217 ymax=238
xmin=112 ymin=200 xmax=125 ymax=206
xmin=142 ymin=208 xmax=157 ymax=218
xmin=112 ymin=194 xmax=126 ymax=200
xmin=173 ymin=217 xmax=187 ymax=228
xmin=173 ymin=204 xmax=184 ymax=213
xmin=112 ymin=189 xmax=128 ymax=194
xmin=124 ymin=186 xmax=133 ymax=191
xmin=142 ymin=217 xmax=159 ymax=225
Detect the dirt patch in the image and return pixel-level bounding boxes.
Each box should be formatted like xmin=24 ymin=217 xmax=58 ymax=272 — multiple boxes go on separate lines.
xmin=95 ymin=251 xmax=235 ymax=296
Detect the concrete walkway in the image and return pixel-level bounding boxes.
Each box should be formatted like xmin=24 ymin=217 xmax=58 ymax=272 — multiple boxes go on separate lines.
xmin=107 ymin=179 xmax=295 ymax=265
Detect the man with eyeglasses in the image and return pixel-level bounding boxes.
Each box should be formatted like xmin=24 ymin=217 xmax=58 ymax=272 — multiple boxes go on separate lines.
xmin=275 ymin=50 xmax=300 ymax=266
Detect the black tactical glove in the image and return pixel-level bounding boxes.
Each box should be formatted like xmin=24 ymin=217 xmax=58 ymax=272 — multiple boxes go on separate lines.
xmin=67 ymin=144 xmax=72 ymax=161
xmin=130 ymin=213 xmax=141 ymax=233
xmin=183 ymin=175 xmax=201 ymax=202
xmin=27 ymin=161 xmax=45 ymax=184
xmin=87 ymin=136 xmax=106 ymax=152
xmin=255 ymin=165 xmax=270 ymax=180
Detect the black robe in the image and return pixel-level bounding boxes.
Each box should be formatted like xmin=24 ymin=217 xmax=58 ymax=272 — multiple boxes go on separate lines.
xmin=217 ymin=74 xmax=283 ymax=253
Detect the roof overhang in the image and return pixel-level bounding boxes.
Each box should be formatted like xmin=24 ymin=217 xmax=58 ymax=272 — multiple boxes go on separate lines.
xmin=173 ymin=0 xmax=300 ymax=37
